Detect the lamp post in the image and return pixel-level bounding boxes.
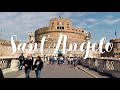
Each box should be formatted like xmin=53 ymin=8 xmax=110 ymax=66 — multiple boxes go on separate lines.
xmin=83 ymin=32 xmax=92 ymax=58
xmin=86 ymin=32 xmax=91 ymax=41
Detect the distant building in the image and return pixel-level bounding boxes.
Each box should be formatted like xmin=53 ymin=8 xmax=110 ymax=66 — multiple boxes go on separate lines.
xmin=110 ymin=38 xmax=120 ymax=58
xmin=0 ymin=39 xmax=21 ymax=56
xmin=101 ymin=38 xmax=120 ymax=58
xmin=35 ymin=17 xmax=88 ymax=56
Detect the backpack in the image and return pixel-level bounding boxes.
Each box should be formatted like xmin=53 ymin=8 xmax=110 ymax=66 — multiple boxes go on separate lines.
xmin=19 ymin=56 xmax=24 ymax=61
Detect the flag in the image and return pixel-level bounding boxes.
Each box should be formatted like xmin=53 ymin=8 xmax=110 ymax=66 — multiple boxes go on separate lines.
xmin=115 ymin=29 xmax=117 ymax=36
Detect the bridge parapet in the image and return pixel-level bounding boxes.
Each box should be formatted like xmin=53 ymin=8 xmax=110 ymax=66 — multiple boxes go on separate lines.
xmin=80 ymin=58 xmax=120 ymax=78
xmin=0 ymin=56 xmax=48 ymax=74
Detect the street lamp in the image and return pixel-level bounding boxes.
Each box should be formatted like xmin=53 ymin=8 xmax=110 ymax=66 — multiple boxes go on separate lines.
xmin=83 ymin=32 xmax=92 ymax=58
xmin=86 ymin=32 xmax=92 ymax=41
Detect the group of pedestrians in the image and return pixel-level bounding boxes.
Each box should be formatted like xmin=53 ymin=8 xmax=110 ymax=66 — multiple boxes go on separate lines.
xmin=18 ymin=53 xmax=43 ymax=78
xmin=67 ymin=56 xmax=82 ymax=67
xmin=49 ymin=55 xmax=83 ymax=67
xmin=49 ymin=56 xmax=65 ymax=65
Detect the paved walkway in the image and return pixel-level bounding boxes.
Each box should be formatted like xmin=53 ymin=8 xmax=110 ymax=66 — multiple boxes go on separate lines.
xmin=4 ymin=61 xmax=113 ymax=78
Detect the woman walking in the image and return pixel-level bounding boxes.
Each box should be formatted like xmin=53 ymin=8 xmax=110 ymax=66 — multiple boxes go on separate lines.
xmin=33 ymin=56 xmax=43 ymax=78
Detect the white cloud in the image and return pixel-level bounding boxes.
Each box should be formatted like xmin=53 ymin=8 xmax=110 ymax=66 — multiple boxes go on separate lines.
xmin=104 ymin=15 xmax=114 ymax=19
xmin=0 ymin=12 xmax=120 ymax=42
xmin=0 ymin=12 xmax=61 ymax=41
xmin=82 ymin=16 xmax=120 ymax=29
xmin=0 ymin=12 xmax=18 ymax=19
xmin=102 ymin=18 xmax=120 ymax=25
xmin=85 ymin=18 xmax=97 ymax=22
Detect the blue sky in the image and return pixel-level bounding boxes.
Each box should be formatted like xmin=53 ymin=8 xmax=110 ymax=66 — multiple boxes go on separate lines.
xmin=0 ymin=12 xmax=120 ymax=43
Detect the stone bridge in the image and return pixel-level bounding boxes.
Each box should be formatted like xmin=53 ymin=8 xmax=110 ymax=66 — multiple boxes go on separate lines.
xmin=0 ymin=56 xmax=120 ymax=78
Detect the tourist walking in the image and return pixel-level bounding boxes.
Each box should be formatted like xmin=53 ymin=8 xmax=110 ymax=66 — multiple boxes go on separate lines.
xmin=51 ymin=56 xmax=55 ymax=64
xmin=32 ymin=56 xmax=43 ymax=78
xmin=54 ymin=56 xmax=57 ymax=64
xmin=24 ymin=54 xmax=34 ymax=78
xmin=18 ymin=53 xmax=25 ymax=71
xmin=73 ymin=56 xmax=77 ymax=67
xmin=49 ymin=56 xmax=52 ymax=64
xmin=0 ymin=64 xmax=4 ymax=78
xmin=59 ymin=56 xmax=64 ymax=64
xmin=70 ymin=57 xmax=73 ymax=65
xmin=67 ymin=56 xmax=70 ymax=64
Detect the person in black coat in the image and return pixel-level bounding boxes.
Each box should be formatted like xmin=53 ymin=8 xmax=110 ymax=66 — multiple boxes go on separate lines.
xmin=24 ymin=54 xmax=33 ymax=78
xmin=32 ymin=56 xmax=43 ymax=78
xmin=0 ymin=64 xmax=4 ymax=78
xmin=18 ymin=53 xmax=25 ymax=71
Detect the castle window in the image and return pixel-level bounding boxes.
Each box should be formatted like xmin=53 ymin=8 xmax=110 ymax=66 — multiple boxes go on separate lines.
xmin=82 ymin=31 xmax=84 ymax=33
xmin=52 ymin=22 xmax=54 ymax=28
xmin=52 ymin=22 xmax=54 ymax=25
xmin=62 ymin=27 xmax=64 ymax=29
xmin=57 ymin=22 xmax=59 ymax=25
xmin=57 ymin=27 xmax=59 ymax=29
xmin=60 ymin=27 xmax=61 ymax=29
xmin=62 ymin=22 xmax=64 ymax=25
xmin=67 ymin=22 xmax=69 ymax=25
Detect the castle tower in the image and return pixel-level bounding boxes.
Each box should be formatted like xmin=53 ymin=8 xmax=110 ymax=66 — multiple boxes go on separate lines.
xmin=34 ymin=17 xmax=88 ymax=56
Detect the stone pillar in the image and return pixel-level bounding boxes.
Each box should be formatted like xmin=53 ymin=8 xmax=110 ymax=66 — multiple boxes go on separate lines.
xmin=10 ymin=59 xmax=19 ymax=71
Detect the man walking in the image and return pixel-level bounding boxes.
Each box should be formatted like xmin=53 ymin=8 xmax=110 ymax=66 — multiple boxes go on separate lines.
xmin=73 ymin=56 xmax=77 ymax=67
xmin=32 ymin=56 xmax=43 ymax=78
xmin=0 ymin=63 xmax=4 ymax=78
xmin=51 ymin=56 xmax=55 ymax=64
xmin=24 ymin=54 xmax=33 ymax=78
xmin=18 ymin=53 xmax=25 ymax=71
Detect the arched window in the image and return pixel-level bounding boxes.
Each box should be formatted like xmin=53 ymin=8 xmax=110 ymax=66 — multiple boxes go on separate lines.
xmin=67 ymin=22 xmax=69 ymax=25
xmin=52 ymin=22 xmax=54 ymax=25
xmin=57 ymin=22 xmax=59 ymax=25
xmin=82 ymin=31 xmax=84 ymax=33
xmin=52 ymin=22 xmax=54 ymax=28
xmin=57 ymin=27 xmax=59 ymax=29
xmin=62 ymin=22 xmax=64 ymax=25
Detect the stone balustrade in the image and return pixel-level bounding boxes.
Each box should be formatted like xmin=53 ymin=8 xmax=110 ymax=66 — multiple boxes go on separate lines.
xmin=0 ymin=56 xmax=48 ymax=74
xmin=80 ymin=57 xmax=120 ymax=78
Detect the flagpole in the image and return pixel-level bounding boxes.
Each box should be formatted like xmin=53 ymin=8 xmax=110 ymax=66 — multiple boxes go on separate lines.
xmin=115 ymin=29 xmax=117 ymax=39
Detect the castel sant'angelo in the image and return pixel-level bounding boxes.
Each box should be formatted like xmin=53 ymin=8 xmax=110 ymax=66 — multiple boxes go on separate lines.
xmin=0 ymin=17 xmax=88 ymax=57
xmin=35 ymin=17 xmax=88 ymax=52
